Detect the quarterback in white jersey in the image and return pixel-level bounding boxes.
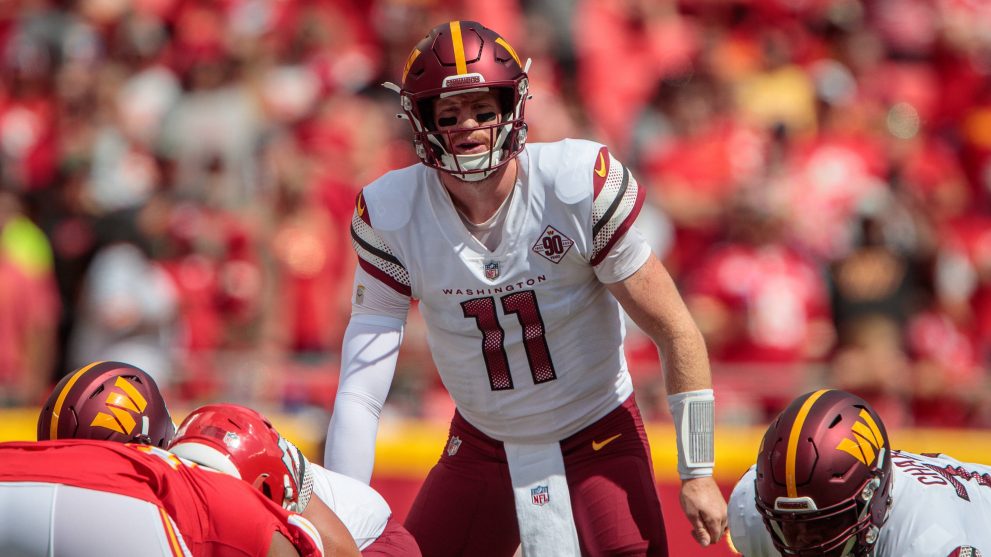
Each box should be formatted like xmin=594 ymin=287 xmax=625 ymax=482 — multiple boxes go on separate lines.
xmin=324 ymin=19 xmax=726 ymax=557
xmin=735 ymin=389 xmax=990 ymax=557
xmin=351 ymin=138 xmax=647 ymax=442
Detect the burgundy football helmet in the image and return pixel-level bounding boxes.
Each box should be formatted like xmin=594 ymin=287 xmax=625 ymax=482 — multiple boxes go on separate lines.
xmin=391 ymin=20 xmax=529 ymax=181
xmin=755 ymin=389 xmax=893 ymax=557
xmin=169 ymin=403 xmax=313 ymax=513
xmin=37 ymin=361 xmax=174 ymax=447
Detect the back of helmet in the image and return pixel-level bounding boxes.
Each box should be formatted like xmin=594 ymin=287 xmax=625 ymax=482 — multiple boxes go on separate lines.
xmin=169 ymin=403 xmax=313 ymax=513
xmin=37 ymin=361 xmax=175 ymax=448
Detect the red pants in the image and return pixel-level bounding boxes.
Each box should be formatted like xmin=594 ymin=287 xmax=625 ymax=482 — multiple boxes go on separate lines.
xmin=404 ymin=396 xmax=667 ymax=556
xmin=361 ymin=516 xmax=421 ymax=556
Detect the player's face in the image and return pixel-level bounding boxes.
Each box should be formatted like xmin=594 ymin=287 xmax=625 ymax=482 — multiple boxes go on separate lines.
xmin=773 ymin=510 xmax=859 ymax=557
xmin=432 ymin=91 xmax=503 ymax=155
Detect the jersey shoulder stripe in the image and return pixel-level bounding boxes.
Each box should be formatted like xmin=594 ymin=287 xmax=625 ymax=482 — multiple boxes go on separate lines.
xmin=350 ymin=190 xmax=412 ymax=297
xmin=590 ymin=147 xmax=646 ymax=266
xmin=287 ymin=514 xmax=325 ymax=557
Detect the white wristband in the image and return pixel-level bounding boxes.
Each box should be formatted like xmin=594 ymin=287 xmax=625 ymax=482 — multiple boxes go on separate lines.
xmin=667 ymin=388 xmax=715 ymax=479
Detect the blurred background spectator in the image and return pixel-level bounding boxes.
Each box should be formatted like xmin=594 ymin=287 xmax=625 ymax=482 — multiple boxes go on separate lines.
xmin=1 ymin=0 xmax=990 ymax=432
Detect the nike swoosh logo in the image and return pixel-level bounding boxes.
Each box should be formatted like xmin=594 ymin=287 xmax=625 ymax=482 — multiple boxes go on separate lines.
xmin=592 ymin=433 xmax=622 ymax=451
xmin=356 ymin=195 xmax=365 ymax=217
xmin=594 ymin=152 xmax=607 ymax=178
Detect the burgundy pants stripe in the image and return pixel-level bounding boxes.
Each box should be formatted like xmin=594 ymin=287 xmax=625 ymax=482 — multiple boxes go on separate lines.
xmin=404 ymin=396 xmax=667 ymax=556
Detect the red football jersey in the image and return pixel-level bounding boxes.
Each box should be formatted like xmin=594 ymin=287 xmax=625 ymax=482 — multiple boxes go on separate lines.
xmin=0 ymin=440 xmax=322 ymax=557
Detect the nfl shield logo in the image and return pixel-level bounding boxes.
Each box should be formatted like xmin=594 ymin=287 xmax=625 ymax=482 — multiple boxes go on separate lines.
xmin=484 ymin=260 xmax=500 ymax=281
xmin=223 ymin=431 xmax=241 ymax=448
xmin=446 ymin=436 xmax=462 ymax=457
xmin=531 ymin=485 xmax=550 ymax=506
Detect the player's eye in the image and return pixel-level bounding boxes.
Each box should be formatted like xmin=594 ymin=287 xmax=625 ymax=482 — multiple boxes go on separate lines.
xmin=477 ymin=112 xmax=497 ymax=123
xmin=438 ymin=116 xmax=458 ymax=127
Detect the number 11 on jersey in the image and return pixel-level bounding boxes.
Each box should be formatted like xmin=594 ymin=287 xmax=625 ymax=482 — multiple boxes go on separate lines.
xmin=461 ymin=290 xmax=557 ymax=391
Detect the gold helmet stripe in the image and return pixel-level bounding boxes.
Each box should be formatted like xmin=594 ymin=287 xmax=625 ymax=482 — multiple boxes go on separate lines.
xmin=495 ymin=37 xmax=521 ymax=67
xmin=402 ymin=48 xmax=420 ymax=84
xmin=49 ymin=361 xmax=105 ymax=440
xmin=450 ymin=21 xmax=468 ymax=75
xmin=786 ymin=389 xmax=831 ymax=497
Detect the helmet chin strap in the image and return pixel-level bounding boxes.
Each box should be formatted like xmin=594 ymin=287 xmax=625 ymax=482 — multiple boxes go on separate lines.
xmin=440 ymin=149 xmax=503 ymax=182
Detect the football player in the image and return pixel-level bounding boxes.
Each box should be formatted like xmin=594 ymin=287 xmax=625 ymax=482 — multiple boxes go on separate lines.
xmin=325 ymin=19 xmax=726 ymax=556
xmin=727 ymin=389 xmax=991 ymax=557
xmin=170 ymin=404 xmax=420 ymax=557
xmin=0 ymin=440 xmax=323 ymax=557
xmin=36 ymin=362 xmax=410 ymax=556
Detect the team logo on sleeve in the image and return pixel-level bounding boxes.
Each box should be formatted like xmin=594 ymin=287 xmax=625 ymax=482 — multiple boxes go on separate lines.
xmin=531 ymin=485 xmax=550 ymax=506
xmin=531 ymin=225 xmax=574 ymax=264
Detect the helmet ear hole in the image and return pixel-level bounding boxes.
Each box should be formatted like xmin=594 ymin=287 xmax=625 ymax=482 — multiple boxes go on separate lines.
xmin=417 ymin=100 xmax=436 ymax=132
xmin=66 ymin=408 xmax=80 ymax=439
xmin=256 ymin=475 xmax=272 ymax=500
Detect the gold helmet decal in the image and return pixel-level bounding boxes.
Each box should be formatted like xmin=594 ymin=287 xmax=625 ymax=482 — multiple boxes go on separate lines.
xmin=836 ymin=409 xmax=885 ymax=466
xmin=402 ymin=48 xmax=421 ymax=84
xmin=89 ymin=376 xmax=149 ymax=435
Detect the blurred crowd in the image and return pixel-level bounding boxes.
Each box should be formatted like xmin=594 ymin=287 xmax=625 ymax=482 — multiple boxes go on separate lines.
xmin=1 ymin=0 xmax=990 ymax=428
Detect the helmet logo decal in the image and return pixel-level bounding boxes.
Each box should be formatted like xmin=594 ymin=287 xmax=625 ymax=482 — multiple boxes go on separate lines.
xmin=785 ymin=389 xmax=831 ymax=497
xmin=49 ymin=360 xmax=105 ymax=439
xmin=495 ymin=37 xmax=521 ymax=67
xmin=89 ymin=376 xmax=148 ymax=435
xmin=402 ymin=49 xmax=421 ymax=84
xmin=449 ymin=21 xmax=468 ymax=75
xmin=836 ymin=409 xmax=885 ymax=466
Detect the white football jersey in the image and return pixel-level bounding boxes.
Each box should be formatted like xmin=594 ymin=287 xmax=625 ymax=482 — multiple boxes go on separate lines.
xmin=309 ymin=463 xmax=391 ymax=550
xmin=728 ymin=466 xmax=778 ymax=557
xmin=727 ymin=452 xmax=991 ymax=557
xmin=350 ymin=139 xmax=650 ymax=443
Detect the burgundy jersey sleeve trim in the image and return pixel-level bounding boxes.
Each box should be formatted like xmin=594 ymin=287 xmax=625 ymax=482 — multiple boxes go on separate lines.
xmin=590 ymin=160 xmax=646 ymax=267
xmin=350 ymin=190 xmax=412 ymax=297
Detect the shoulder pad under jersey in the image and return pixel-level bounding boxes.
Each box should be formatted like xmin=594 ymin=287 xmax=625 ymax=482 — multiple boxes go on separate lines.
xmin=359 ymin=164 xmax=424 ymax=232
xmin=530 ymin=139 xmax=646 ymax=266
xmin=530 ymin=139 xmax=604 ymax=205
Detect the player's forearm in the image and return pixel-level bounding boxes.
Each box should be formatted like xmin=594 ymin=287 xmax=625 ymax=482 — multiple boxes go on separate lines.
xmin=325 ymin=394 xmax=383 ymax=484
xmin=606 ymin=255 xmax=713 ymax=394
xmin=655 ymin=325 xmax=712 ymax=395
xmin=324 ymin=315 xmax=403 ymax=483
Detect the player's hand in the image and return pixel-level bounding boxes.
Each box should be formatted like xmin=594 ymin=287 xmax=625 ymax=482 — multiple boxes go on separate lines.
xmin=679 ymin=476 xmax=728 ymax=547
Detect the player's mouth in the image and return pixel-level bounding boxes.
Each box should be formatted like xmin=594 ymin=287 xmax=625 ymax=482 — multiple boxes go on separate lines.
xmin=455 ymin=140 xmax=489 ymax=154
